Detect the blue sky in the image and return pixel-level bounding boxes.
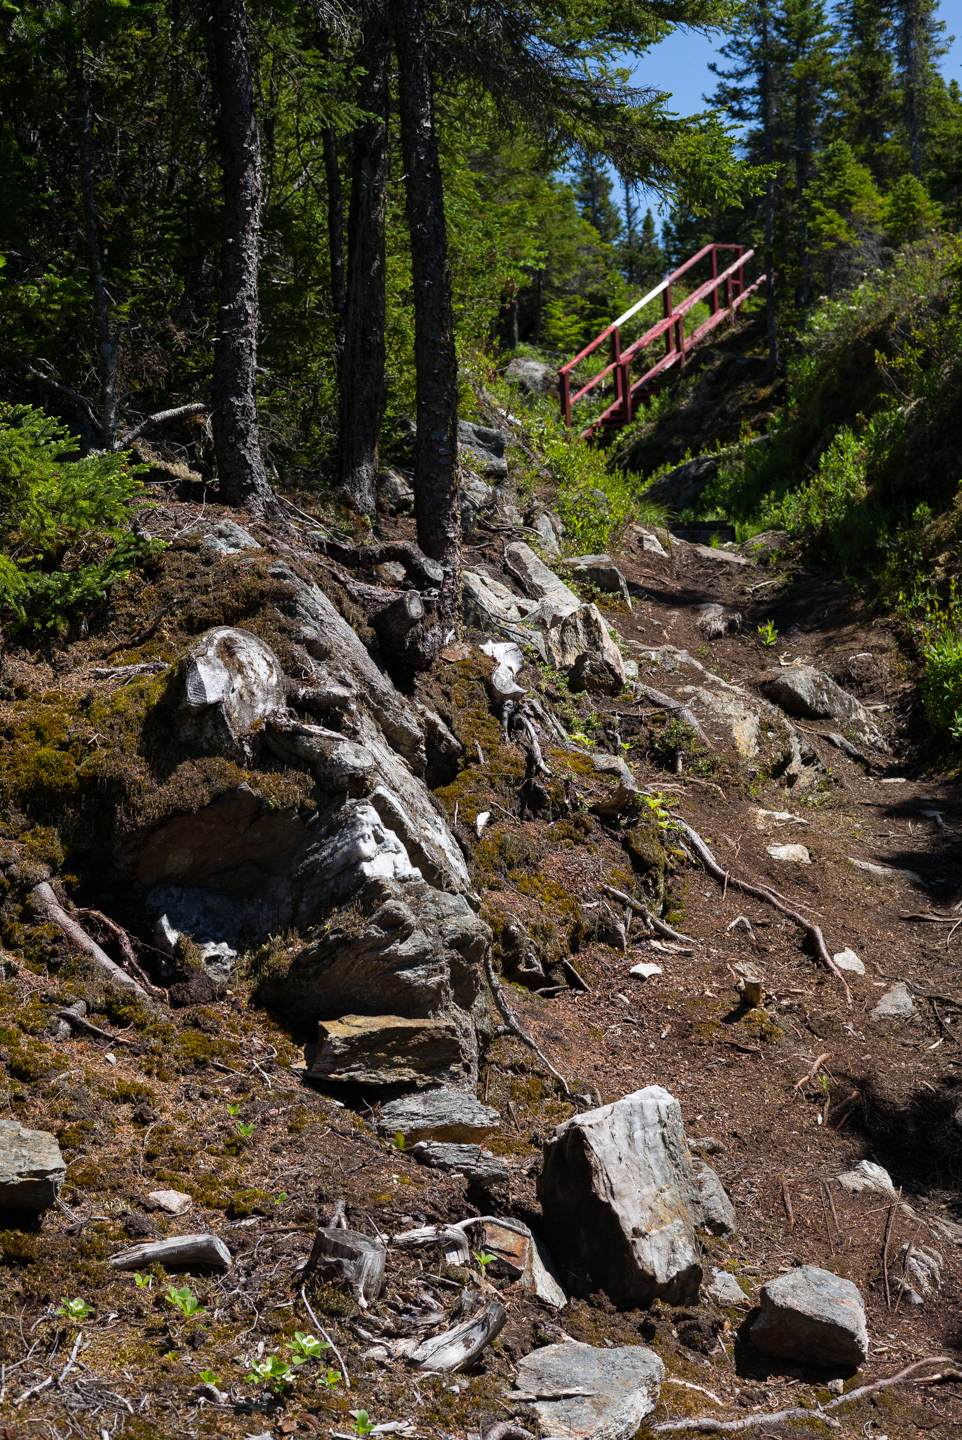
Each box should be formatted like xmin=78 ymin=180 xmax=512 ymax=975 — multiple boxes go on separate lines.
xmin=615 ymin=13 xmax=962 ymax=213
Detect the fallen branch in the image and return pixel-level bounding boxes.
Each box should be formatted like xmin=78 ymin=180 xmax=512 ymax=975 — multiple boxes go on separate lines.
xmin=485 ymin=957 xmax=570 ymax=1095
xmin=600 ymin=883 xmax=695 ymax=945
xmin=30 ymin=883 xmax=148 ymax=1000
xmin=882 ymin=1192 xmax=901 ymax=1308
xmin=670 ymin=818 xmax=852 ymax=1005
xmin=110 ymin=1233 xmax=231 ymax=1270
xmin=117 ymin=401 xmax=208 ymax=449
xmin=74 ymin=907 xmax=159 ymax=995
xmin=792 ymin=1052 xmax=831 ymax=1092
xmin=55 ymin=1009 xmax=135 ymax=1047
xmin=300 ymin=1284 xmax=350 ymax=1389
xmin=651 ymin=1355 xmax=958 ymax=1434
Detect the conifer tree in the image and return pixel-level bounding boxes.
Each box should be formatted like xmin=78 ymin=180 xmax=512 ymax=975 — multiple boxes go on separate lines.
xmin=832 ymin=0 xmax=901 ymax=184
xmin=892 ymin=0 xmax=947 ymax=177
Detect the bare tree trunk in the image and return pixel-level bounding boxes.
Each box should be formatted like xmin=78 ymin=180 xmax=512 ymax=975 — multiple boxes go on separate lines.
xmin=316 ymin=26 xmax=346 ymax=357
xmin=760 ymin=2 xmax=779 ymax=385
xmin=392 ymin=0 xmax=461 ymax=603
xmin=339 ymin=27 xmax=389 ymax=515
xmin=65 ymin=32 xmax=117 ymax=448
xmin=208 ymin=0 xmax=274 ymax=514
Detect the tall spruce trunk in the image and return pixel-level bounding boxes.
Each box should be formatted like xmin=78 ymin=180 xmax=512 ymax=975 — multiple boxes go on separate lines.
xmin=209 ymin=0 xmax=273 ymax=513
xmin=316 ymin=24 xmax=346 ymax=361
xmin=760 ymin=2 xmax=779 ymax=383
xmin=339 ymin=29 xmax=390 ymax=515
xmin=392 ymin=0 xmax=461 ymax=599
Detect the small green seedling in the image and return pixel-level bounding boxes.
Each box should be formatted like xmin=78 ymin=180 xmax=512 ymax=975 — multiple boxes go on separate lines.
xmin=474 ymin=1249 xmax=496 ymax=1276
xmin=352 ymin=1410 xmax=375 ymax=1435
xmin=321 ymin=1366 xmax=341 ymax=1390
xmin=757 ymin=619 xmax=778 ymax=647
xmin=394 ymin=1130 xmax=406 ymax=1151
xmin=288 ymin=1331 xmax=329 ymax=1363
xmin=165 ymin=1284 xmax=205 ymax=1318
xmin=133 ymin=1272 xmax=152 ymax=1290
xmin=226 ymin=1103 xmax=241 ymax=1116
xmin=246 ymin=1354 xmax=294 ymax=1393
xmin=57 ymin=1297 xmax=94 ymax=1321
xmin=645 ymin=793 xmax=671 ymax=829
xmin=274 ymin=1192 xmax=288 ymax=1204
xmin=236 ymin=1121 xmax=256 ymax=1137
xmin=198 ymin=1368 xmax=222 ymax=1386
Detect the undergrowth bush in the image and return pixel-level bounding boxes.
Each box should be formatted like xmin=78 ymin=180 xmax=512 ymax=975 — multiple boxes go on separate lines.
xmin=0 ymin=406 xmax=160 ymax=629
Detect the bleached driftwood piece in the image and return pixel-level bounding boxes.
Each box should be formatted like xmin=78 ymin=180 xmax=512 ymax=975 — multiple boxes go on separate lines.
xmin=110 ymin=1234 xmax=231 ymax=1270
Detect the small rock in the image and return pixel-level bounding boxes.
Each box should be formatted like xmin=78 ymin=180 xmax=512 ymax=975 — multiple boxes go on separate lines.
xmin=565 ymin=554 xmax=632 ymax=607
xmin=472 ymin=1216 xmax=566 ymax=1307
xmin=623 ymin=659 xmax=639 ymax=681
xmin=749 ymin=1265 xmax=868 ymax=1368
xmin=531 ymin=512 xmax=562 ymax=558
xmin=0 ymin=1121 xmax=66 ymax=1210
xmin=766 ymin=843 xmax=811 ymax=864
xmin=753 ymin=808 xmax=808 ymax=830
xmin=849 ymin=857 xmax=925 ymax=886
xmin=377 ymin=468 xmax=414 ymax=515
xmin=409 ymin=1142 xmax=509 ymax=1187
xmin=637 ymin=529 xmax=668 ymax=557
xmin=895 ymin=1242 xmax=942 ymax=1304
xmin=833 ymin=948 xmax=865 ymax=975
xmin=376 ymin=1088 xmax=501 ymax=1145
xmin=181 ymin=626 xmax=286 ymax=753
xmin=871 ymin=983 xmax=917 ymax=1020
xmin=692 ymin=1160 xmax=737 ymax=1237
xmin=837 ymin=1160 xmax=896 ymax=1196
xmin=513 ymin=1341 xmax=664 ymax=1440
xmin=688 ymin=1136 xmax=725 ymax=1156
xmin=458 ymin=420 xmax=508 ymax=480
xmin=706 ymin=1270 xmax=749 ymax=1306
xmin=202 ymin=519 xmax=261 ymax=555
xmin=309 ymin=1014 xmax=464 ymax=1089
xmin=145 ymin=1189 xmax=192 ymax=1216
xmin=375 ymin=560 xmax=408 ymax=586
xmin=826 ymin=1378 xmax=845 ymax=1396
xmin=542 ymin=603 xmax=626 ymax=694
xmin=694 ymin=603 xmax=741 ymax=639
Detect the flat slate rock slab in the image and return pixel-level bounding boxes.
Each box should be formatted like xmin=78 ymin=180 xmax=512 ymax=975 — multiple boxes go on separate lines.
xmin=750 ymin=1264 xmax=868 ymax=1369
xmin=376 ymin=1087 xmax=501 ymax=1144
xmin=0 ymin=1120 xmax=65 ymax=1210
xmin=513 ymin=1341 xmax=664 ymax=1440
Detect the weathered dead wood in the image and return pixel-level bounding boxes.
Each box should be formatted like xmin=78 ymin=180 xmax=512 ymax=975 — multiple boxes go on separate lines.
xmin=405 ymin=1294 xmax=507 ymax=1372
xmin=651 ymin=1356 xmax=955 ymax=1433
xmin=482 ymin=1425 xmax=536 ymax=1440
xmin=54 ymin=1008 xmax=135 ymax=1047
xmin=300 ymin=1283 xmax=351 ymax=1388
xmin=30 ymin=883 xmax=149 ymax=1000
xmin=390 ymin=1223 xmax=471 ymax=1265
xmin=600 ymin=883 xmax=694 ymax=945
xmin=305 ymin=1227 xmax=386 ymax=1308
xmin=324 ymin=538 xmax=443 ymax=591
xmin=671 ymin=817 xmax=852 ymax=1005
xmin=882 ymin=1193 xmax=901 ymax=1308
xmin=485 ymin=956 xmax=570 ymax=1095
xmin=110 ymin=1234 xmax=232 ymax=1269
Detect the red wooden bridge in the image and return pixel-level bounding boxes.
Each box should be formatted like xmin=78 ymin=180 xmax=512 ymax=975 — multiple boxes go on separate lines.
xmin=559 ymin=243 xmax=767 ymax=442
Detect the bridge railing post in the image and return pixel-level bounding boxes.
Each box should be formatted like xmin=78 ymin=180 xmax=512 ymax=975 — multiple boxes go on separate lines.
xmin=709 ymin=246 xmax=719 ymax=315
xmin=560 ymin=369 xmax=571 ymax=428
xmin=663 ymin=282 xmax=673 ymax=358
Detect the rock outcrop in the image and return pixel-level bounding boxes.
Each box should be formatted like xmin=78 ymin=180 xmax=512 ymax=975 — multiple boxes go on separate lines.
xmin=759 ymin=665 xmax=883 ymax=747
xmin=539 ymin=1087 xmax=704 ymax=1308
xmin=375 ymin=1088 xmax=500 ymax=1144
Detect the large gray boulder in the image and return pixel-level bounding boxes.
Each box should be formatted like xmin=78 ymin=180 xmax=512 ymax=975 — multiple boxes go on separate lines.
xmin=750 ymin=1266 xmax=868 ymax=1368
xmin=759 ymin=666 xmax=883 ymax=747
xmin=539 ymin=1087 xmax=703 ymax=1308
xmin=376 ymin=1087 xmax=500 ymax=1143
xmin=504 ymin=356 xmax=561 ymax=398
xmin=0 ymin=1121 xmax=65 ymax=1209
xmin=513 ymin=1342 xmax=664 ymax=1440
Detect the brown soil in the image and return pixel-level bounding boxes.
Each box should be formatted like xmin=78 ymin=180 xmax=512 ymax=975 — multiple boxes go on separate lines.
xmin=0 ymin=498 xmax=960 ymax=1440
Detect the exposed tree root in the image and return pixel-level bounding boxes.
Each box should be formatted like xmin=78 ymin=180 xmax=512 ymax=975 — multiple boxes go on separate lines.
xmin=600 ymin=883 xmax=695 ymax=945
xmin=652 ymin=1356 xmax=955 ymax=1433
xmin=670 ymin=816 xmax=853 ymax=1005
xmin=485 ymin=956 xmax=570 ymax=1095
xmin=29 ymin=883 xmax=149 ymax=1000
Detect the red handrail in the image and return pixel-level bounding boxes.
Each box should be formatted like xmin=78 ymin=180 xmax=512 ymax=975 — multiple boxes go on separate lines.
xmin=558 ymin=243 xmax=766 ymax=441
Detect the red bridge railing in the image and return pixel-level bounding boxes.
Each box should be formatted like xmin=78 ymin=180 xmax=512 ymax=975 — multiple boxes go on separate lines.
xmin=559 ymin=243 xmax=767 ymax=441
